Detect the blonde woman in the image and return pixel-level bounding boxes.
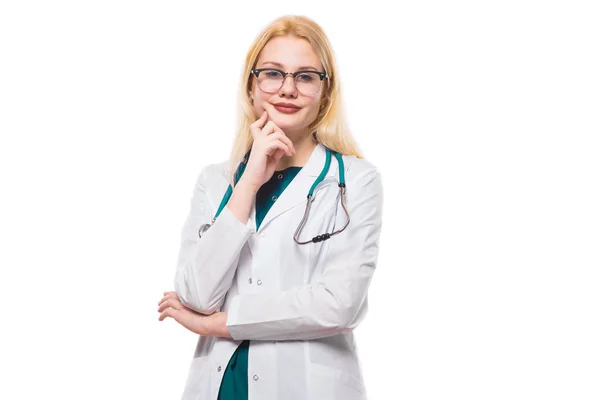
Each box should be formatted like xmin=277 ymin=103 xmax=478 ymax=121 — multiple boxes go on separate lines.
xmin=158 ymin=15 xmax=384 ymax=400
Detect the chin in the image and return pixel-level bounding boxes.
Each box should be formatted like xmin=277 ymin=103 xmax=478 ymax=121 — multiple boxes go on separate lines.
xmin=270 ymin=111 xmax=298 ymax=122
xmin=272 ymin=117 xmax=303 ymax=131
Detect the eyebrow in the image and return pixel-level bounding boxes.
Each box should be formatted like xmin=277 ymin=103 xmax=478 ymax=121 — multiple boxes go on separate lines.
xmin=259 ymin=61 xmax=319 ymax=71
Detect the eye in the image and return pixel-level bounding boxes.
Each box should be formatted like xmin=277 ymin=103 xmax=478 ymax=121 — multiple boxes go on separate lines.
xmin=297 ymin=73 xmax=316 ymax=82
xmin=264 ymin=70 xmax=281 ymax=78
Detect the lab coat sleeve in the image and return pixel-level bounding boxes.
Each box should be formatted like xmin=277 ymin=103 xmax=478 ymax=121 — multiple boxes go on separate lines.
xmin=225 ymin=167 xmax=384 ymax=341
xmin=173 ymin=164 xmax=254 ymax=315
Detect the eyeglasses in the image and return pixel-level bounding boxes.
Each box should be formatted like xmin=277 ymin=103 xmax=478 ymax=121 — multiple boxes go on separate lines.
xmin=251 ymin=68 xmax=328 ymax=96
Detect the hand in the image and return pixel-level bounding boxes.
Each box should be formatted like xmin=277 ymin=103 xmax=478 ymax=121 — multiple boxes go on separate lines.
xmin=157 ymin=291 xmax=212 ymax=335
xmin=242 ymin=110 xmax=296 ymax=189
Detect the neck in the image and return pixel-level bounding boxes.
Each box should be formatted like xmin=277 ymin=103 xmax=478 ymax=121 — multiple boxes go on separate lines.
xmin=275 ymin=133 xmax=318 ymax=171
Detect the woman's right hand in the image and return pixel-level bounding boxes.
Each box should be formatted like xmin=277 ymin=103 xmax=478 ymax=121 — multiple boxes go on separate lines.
xmin=241 ymin=110 xmax=296 ymax=190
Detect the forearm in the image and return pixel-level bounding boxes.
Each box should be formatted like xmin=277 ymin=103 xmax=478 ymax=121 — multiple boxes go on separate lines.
xmin=208 ymin=312 xmax=233 ymax=338
xmin=174 ymin=167 xmax=258 ymax=315
xmin=174 ymin=204 xmax=253 ymax=314
xmin=227 ymin=177 xmax=259 ymax=225
xmin=224 ymin=278 xmax=370 ymax=341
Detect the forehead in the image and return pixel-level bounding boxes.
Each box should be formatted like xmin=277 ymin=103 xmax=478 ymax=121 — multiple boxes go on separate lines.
xmin=256 ymin=36 xmax=322 ymax=70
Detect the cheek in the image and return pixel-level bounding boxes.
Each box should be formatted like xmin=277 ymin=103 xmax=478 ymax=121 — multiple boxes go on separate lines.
xmin=251 ymin=89 xmax=268 ymax=114
xmin=304 ymin=102 xmax=321 ymax=119
xmin=253 ymin=100 xmax=268 ymax=117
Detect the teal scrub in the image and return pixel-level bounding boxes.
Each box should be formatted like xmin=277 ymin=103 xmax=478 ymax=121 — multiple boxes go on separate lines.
xmin=217 ymin=165 xmax=303 ymax=400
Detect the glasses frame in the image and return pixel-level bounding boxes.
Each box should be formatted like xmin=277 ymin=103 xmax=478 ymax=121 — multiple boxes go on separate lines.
xmin=250 ymin=68 xmax=328 ymax=95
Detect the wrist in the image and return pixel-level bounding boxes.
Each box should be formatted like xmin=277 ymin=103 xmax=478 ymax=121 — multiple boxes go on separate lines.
xmin=237 ymin=176 xmax=261 ymax=194
xmin=209 ymin=312 xmax=232 ymax=338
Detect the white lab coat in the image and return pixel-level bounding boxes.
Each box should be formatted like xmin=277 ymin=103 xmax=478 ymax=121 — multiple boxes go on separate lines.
xmin=174 ymin=142 xmax=384 ymax=400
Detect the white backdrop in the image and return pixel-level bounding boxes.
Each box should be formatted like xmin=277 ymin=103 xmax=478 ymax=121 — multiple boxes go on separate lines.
xmin=1 ymin=1 xmax=599 ymax=399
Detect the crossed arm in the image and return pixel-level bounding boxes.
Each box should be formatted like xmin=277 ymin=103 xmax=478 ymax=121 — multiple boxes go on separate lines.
xmin=157 ymin=291 xmax=232 ymax=337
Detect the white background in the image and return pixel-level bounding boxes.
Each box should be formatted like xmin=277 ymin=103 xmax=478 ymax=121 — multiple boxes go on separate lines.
xmin=1 ymin=1 xmax=599 ymax=399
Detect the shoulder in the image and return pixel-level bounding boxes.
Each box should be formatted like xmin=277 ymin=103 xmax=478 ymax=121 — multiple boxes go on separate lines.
xmin=336 ymin=154 xmax=384 ymax=223
xmin=339 ymin=154 xmax=383 ymax=210
xmin=194 ymin=160 xmax=230 ymax=189
xmin=340 ymin=154 xmax=382 ymax=186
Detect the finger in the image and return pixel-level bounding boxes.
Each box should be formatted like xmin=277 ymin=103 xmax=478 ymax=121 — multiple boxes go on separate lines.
xmin=269 ymin=134 xmax=293 ymax=156
xmin=270 ymin=132 xmax=295 ymax=156
xmin=159 ymin=298 xmax=183 ymax=313
xmin=157 ymin=298 xmax=183 ymax=313
xmin=250 ymin=110 xmax=268 ymax=127
xmin=263 ymin=120 xmax=288 ymax=137
xmin=159 ymin=308 xmax=178 ymax=322
xmin=266 ymin=140 xmax=291 ymax=157
xmin=157 ymin=291 xmax=177 ymax=306
xmin=272 ymin=126 xmax=296 ymax=154
xmin=249 ymin=111 xmax=268 ymax=137
xmin=272 ymin=147 xmax=286 ymax=164
xmin=159 ymin=308 xmax=169 ymax=321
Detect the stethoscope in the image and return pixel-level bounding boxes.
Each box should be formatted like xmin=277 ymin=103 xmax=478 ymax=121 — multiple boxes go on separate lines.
xmin=198 ymin=145 xmax=350 ymax=244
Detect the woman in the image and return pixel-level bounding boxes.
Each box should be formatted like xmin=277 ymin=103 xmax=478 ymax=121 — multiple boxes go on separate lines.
xmin=157 ymin=15 xmax=384 ymax=400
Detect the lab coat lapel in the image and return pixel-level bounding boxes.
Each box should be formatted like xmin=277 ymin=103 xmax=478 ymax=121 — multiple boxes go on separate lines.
xmin=253 ymin=142 xmax=333 ymax=234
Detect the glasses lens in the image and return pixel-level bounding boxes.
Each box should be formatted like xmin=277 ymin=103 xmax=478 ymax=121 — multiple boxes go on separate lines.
xmin=295 ymin=72 xmax=322 ymax=96
xmin=256 ymin=70 xmax=283 ymax=93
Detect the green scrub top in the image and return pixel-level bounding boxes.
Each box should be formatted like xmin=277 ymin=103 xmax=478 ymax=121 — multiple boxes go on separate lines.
xmin=217 ymin=165 xmax=303 ymax=400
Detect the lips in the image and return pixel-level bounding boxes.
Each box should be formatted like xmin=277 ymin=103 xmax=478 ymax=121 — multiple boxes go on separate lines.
xmin=273 ymin=104 xmax=301 ymax=114
xmin=271 ymin=102 xmax=301 ymax=114
xmin=273 ymin=102 xmax=300 ymax=109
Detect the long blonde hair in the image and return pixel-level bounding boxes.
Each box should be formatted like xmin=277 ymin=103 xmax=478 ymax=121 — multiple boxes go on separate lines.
xmin=226 ymin=15 xmax=364 ymax=188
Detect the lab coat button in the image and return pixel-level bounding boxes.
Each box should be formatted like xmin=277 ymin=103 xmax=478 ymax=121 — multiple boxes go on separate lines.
xmin=248 ymin=278 xmax=252 ymax=284
xmin=217 ymin=366 xmax=222 ymax=372
xmin=259 ymin=232 xmax=265 ymax=238
xmin=257 ymin=279 xmax=262 ymax=286
xmin=253 ymin=374 xmax=259 ymax=381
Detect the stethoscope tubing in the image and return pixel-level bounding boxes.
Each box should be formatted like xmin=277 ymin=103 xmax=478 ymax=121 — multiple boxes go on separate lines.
xmin=198 ymin=145 xmax=350 ymax=244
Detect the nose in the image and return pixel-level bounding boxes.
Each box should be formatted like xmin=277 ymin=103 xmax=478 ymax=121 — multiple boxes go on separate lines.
xmin=279 ymin=73 xmax=297 ymax=97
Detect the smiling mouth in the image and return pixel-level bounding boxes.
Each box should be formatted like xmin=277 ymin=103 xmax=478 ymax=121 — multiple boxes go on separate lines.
xmin=273 ymin=105 xmax=302 ymax=114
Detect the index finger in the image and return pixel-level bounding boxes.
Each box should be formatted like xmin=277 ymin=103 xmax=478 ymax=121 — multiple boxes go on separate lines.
xmin=273 ymin=125 xmax=296 ymax=154
xmin=250 ymin=111 xmax=268 ymax=129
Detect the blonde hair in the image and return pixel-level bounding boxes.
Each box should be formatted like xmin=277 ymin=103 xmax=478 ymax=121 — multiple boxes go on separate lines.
xmin=226 ymin=15 xmax=364 ymax=188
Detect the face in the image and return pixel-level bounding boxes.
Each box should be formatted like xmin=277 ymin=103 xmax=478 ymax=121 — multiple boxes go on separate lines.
xmin=249 ymin=36 xmax=327 ymax=140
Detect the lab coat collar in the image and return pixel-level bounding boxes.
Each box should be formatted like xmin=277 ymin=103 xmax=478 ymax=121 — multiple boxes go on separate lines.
xmin=305 ymin=141 xmax=334 ymax=178
xmin=248 ymin=142 xmax=336 ymax=233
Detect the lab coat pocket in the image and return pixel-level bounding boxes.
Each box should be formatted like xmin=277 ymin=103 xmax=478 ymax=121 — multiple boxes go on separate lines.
xmin=308 ymin=362 xmax=367 ymax=399
xmin=181 ymin=356 xmax=210 ymax=400
xmin=308 ymin=335 xmax=366 ymax=396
